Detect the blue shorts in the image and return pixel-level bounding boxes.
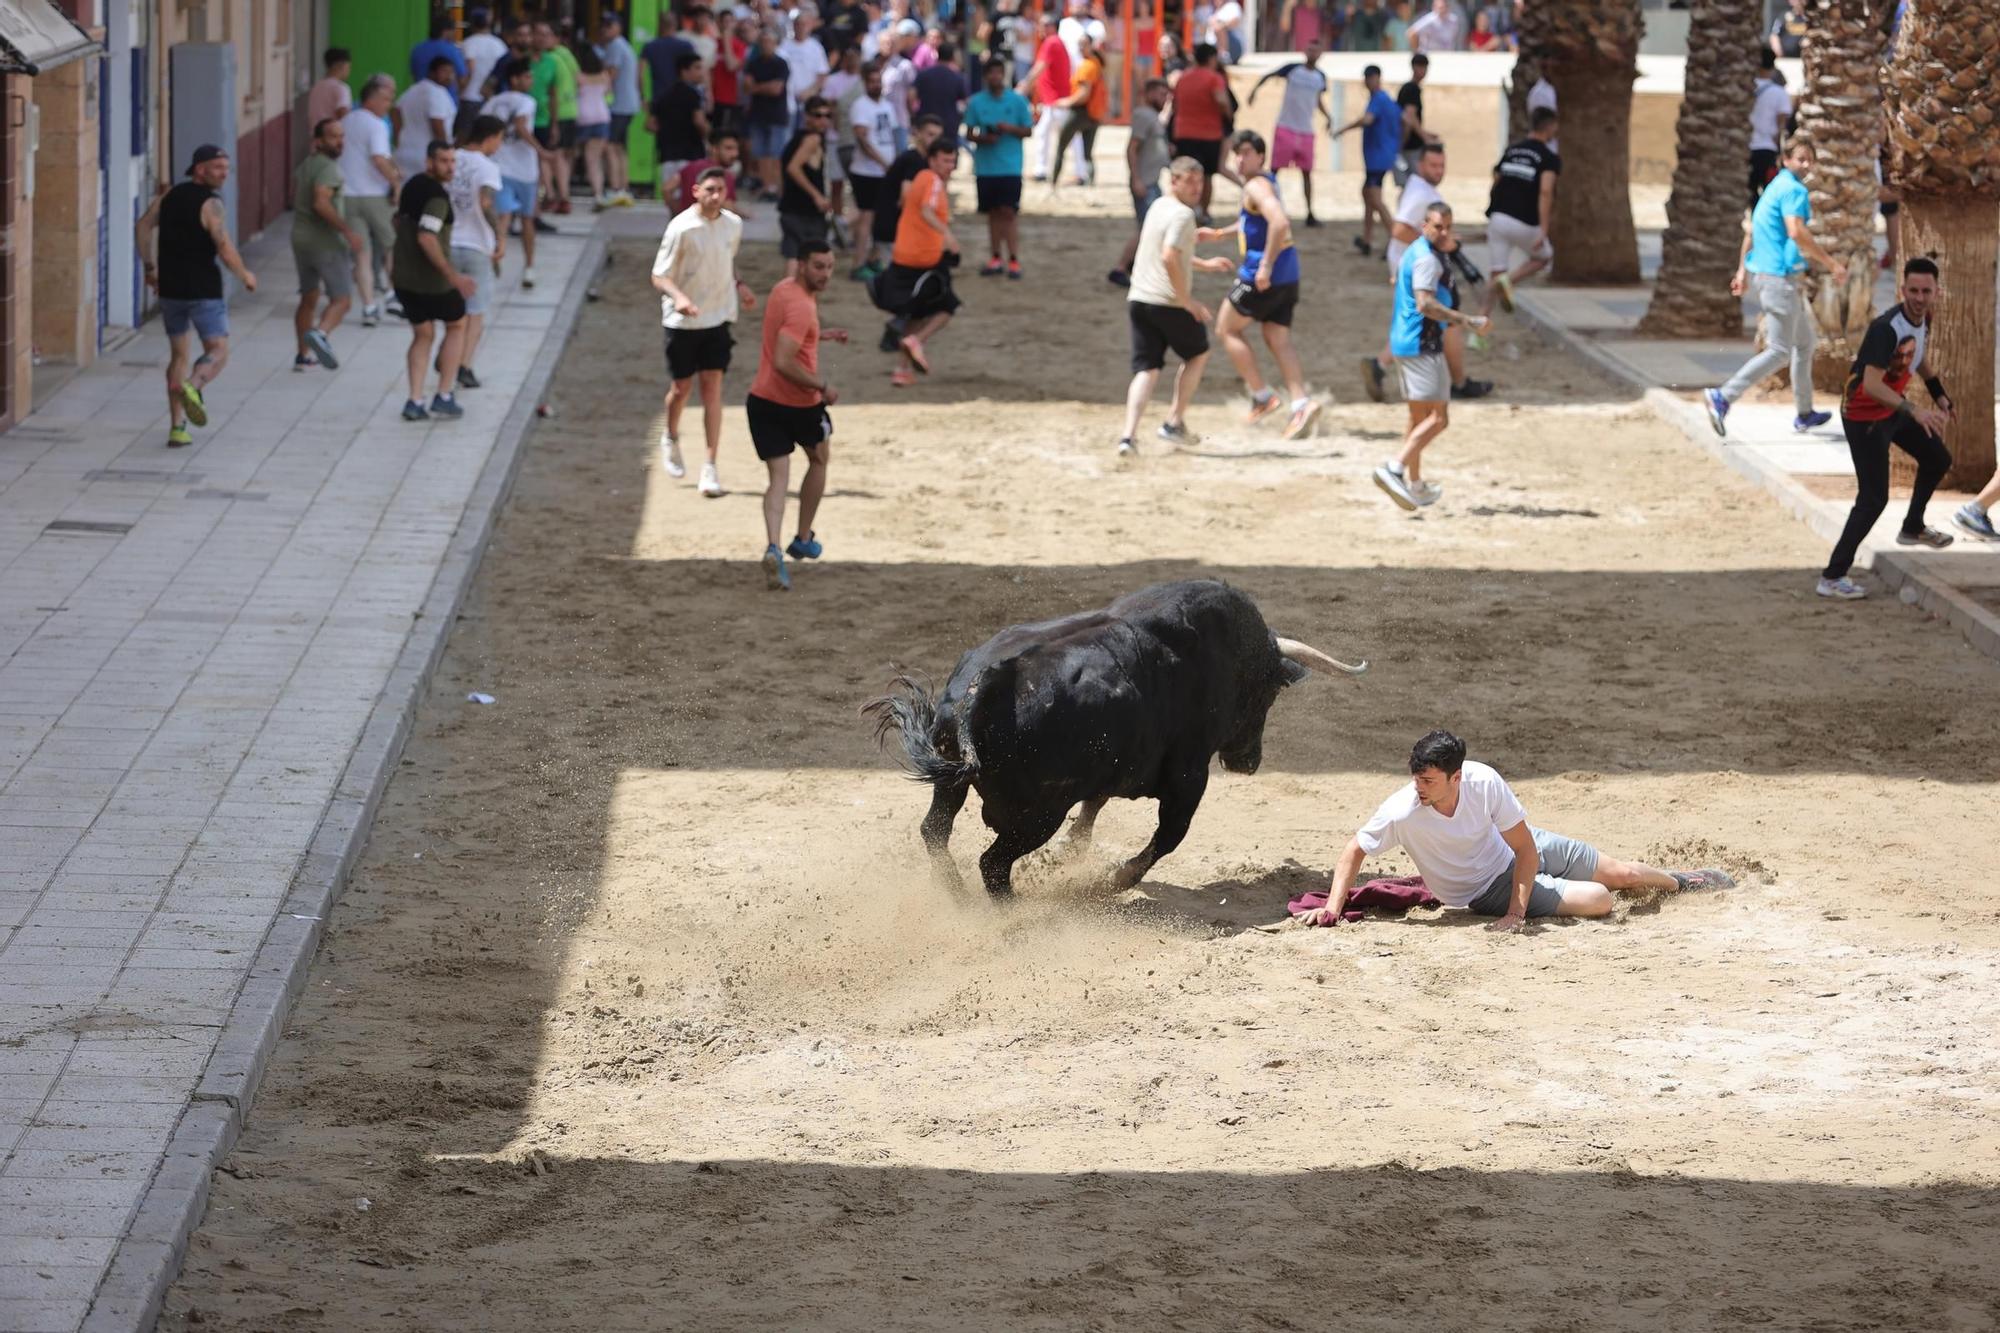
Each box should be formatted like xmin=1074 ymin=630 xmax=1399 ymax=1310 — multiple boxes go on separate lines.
xmin=1466 ymin=827 xmax=1604 ymax=917
xmin=161 ymin=297 xmax=228 ymax=341
xmin=497 ymin=176 xmax=537 ymax=216
xmin=749 ymin=121 xmax=790 ymax=160
xmin=575 ymin=121 xmax=611 ymax=141
xmin=1133 ymin=183 xmax=1161 ymax=223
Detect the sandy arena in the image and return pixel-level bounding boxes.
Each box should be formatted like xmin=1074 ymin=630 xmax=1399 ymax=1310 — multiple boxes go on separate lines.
xmin=159 ymin=175 xmax=2000 ymax=1330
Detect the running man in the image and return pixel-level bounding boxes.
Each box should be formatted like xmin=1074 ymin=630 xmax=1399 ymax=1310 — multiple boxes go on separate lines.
xmin=748 ymin=242 xmax=849 ymax=592
xmin=134 ymin=145 xmax=258 ymax=448
xmin=1481 ymin=105 xmax=1558 ymax=318
xmin=1330 ymin=63 xmax=1401 ymax=256
xmin=1818 ymin=257 xmax=1956 ymax=599
xmin=291 ymin=118 xmax=363 ymax=374
xmin=846 ymin=63 xmax=899 ymax=279
xmin=964 ymin=56 xmax=1032 ymax=278
xmin=1293 ymin=730 xmax=1734 ymax=932
xmin=337 ymin=76 xmax=400 ymax=323
xmin=778 ymin=96 xmax=834 ymax=280
xmin=1200 ymin=131 xmax=1320 ymax=440
xmin=1109 ymin=76 xmax=1173 ymax=288
xmin=391 ymin=139 xmax=479 ymax=422
xmin=1374 ymin=201 xmax=1489 ymax=511
xmin=1705 ymin=138 xmax=1847 ymax=438
xmin=1362 ymin=142 xmax=1491 ymax=404
xmin=487 ymin=60 xmax=548 ymax=287
xmin=653 ymin=167 xmax=756 ymax=498
xmin=881 ymin=137 xmax=963 ymax=387
xmin=1245 ymin=35 xmax=1331 ymax=227
xmin=1118 ymin=157 xmax=1234 ymax=456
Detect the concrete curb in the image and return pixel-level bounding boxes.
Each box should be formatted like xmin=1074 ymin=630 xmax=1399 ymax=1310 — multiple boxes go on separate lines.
xmin=1512 ymin=290 xmax=2000 ymax=667
xmin=79 ymin=229 xmax=612 ymax=1333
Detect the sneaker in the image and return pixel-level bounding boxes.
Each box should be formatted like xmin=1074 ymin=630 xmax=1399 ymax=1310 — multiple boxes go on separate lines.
xmin=1360 ymin=356 xmax=1387 ymax=403
xmin=1467 ymin=331 xmax=1490 ymax=353
xmin=1007 ymin=260 xmax=1022 ymax=280
xmin=1303 ymin=215 xmax=1323 ymax=229
xmin=661 ymin=434 xmax=686 ymax=478
xmin=1352 ymin=236 xmax=1372 ymax=256
xmin=533 ymin=217 xmax=557 ymax=235
xmin=762 ymin=544 xmax=791 ymax=591
xmin=890 ymin=367 xmax=916 ymax=388
xmin=166 ymin=426 xmax=193 ymax=448
xmin=303 ymin=328 xmax=339 ymax=370
xmin=698 ymin=462 xmax=724 ymax=497
xmin=1373 ymin=463 xmax=1419 ymax=512
xmin=555 ymin=199 xmax=572 ymax=215
xmin=457 ymin=365 xmax=480 ymax=390
xmin=1816 ymin=576 xmax=1866 ymax=600
xmin=1245 ymin=391 xmax=1283 ymax=425
xmin=1494 ymin=272 xmax=1516 ymax=313
xmin=980 ymin=258 xmax=1005 ymax=277
xmin=177 ymin=383 xmax=207 ymax=427
xmin=1952 ymin=502 xmax=1998 ymax=540
xmin=361 ymin=303 xmax=381 ymax=328
xmin=786 ymin=531 xmax=823 ymax=560
xmin=1107 ymin=269 xmax=1130 ymax=288
xmin=1793 ymin=410 xmax=1832 ymax=432
xmin=292 ymin=353 xmax=317 ymax=372
xmin=1157 ymin=420 xmax=1199 ymax=446
xmin=385 ymin=297 xmax=405 ymax=320
xmin=428 ymin=393 xmax=464 ymax=419
xmin=522 ymin=265 xmax=538 ymax=288
xmin=1451 ymin=378 xmax=1494 ymax=400
xmin=1670 ymin=868 xmax=1736 ymax=892
xmin=402 ymin=399 xmax=430 ymax=422
xmin=1282 ymin=399 xmax=1322 ymax=441
xmin=1117 ymin=437 xmax=1137 ymax=457
xmin=879 ymin=322 xmax=904 ymax=353
xmin=1411 ymin=478 xmax=1443 ymax=507
xmin=1896 ymin=525 xmax=1954 ymax=550
xmin=850 ymin=264 xmax=876 ymax=283
xmin=1704 ymin=388 xmax=1730 ymax=438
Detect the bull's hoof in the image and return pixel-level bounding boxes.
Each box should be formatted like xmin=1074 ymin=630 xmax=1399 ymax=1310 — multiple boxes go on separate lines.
xmin=1110 ymin=863 xmax=1146 ymax=890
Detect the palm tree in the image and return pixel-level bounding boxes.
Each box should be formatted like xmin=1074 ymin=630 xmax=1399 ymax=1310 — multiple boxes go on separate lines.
xmin=1515 ymin=0 xmax=1644 ymax=283
xmin=1884 ymin=0 xmax=1998 ymax=488
xmin=1639 ymin=0 xmax=1764 ymax=337
xmin=1793 ymin=0 xmax=1887 ymax=388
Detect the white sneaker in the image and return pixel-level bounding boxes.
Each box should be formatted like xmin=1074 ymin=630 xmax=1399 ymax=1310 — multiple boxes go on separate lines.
xmin=361 ymin=303 xmax=380 ymax=328
xmin=661 ymin=434 xmax=686 ymax=478
xmin=522 ymin=265 xmax=537 ymax=289
xmin=1816 ymin=576 xmax=1866 ymax=600
xmin=1411 ymin=478 xmax=1443 ymax=507
xmin=698 ymin=461 xmax=723 ymax=496
xmin=1373 ymin=462 xmax=1418 ymax=512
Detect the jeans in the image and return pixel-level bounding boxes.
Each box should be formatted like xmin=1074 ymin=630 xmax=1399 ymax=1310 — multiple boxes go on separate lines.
xmin=1721 ymin=273 xmax=1815 ymax=415
xmin=1823 ymin=413 xmax=1953 ymax=579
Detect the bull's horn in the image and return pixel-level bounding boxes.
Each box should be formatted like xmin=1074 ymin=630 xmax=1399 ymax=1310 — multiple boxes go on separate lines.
xmin=1275 ymin=637 xmax=1367 ymax=676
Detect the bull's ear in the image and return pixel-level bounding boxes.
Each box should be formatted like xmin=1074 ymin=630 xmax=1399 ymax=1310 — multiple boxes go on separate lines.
xmin=1279 ymin=658 xmax=1311 ymax=686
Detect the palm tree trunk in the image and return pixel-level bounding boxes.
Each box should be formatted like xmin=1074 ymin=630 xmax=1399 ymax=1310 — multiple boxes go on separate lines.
xmin=1796 ymin=0 xmax=1886 ymax=390
xmin=1897 ymin=195 xmax=1998 ymax=488
xmin=1639 ymin=0 xmax=1763 ymax=337
xmin=1519 ymin=0 xmax=1643 ymax=284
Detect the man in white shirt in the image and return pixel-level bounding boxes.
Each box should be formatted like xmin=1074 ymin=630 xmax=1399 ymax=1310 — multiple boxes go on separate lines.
xmin=485 ymin=61 xmax=547 ymax=286
xmin=1118 ymin=156 xmax=1235 ymax=455
xmin=1295 ymin=730 xmax=1734 ymax=932
xmin=444 ymin=116 xmax=505 ymax=390
xmin=339 ymin=77 xmax=401 ymax=324
xmin=396 ymin=58 xmax=460 ymax=179
xmin=653 ymin=168 xmax=756 ymax=497
xmin=1406 ymin=0 xmax=1465 ymax=52
xmin=460 ymin=11 xmax=511 ymax=123
xmin=1748 ymin=64 xmax=1793 ymax=205
xmin=779 ymin=9 xmax=831 ymax=124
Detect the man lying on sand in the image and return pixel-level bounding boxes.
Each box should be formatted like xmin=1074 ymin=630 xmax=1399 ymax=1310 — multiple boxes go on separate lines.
xmin=1295 ymin=729 xmax=1734 ymax=933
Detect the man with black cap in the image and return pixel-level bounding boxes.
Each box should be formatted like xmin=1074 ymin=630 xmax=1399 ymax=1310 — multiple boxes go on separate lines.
xmin=134 ymin=145 xmax=258 ymax=447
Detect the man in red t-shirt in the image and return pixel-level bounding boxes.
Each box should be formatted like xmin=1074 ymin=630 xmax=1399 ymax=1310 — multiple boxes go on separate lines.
xmin=747 ymin=242 xmax=848 ymax=591
xmin=1017 ymin=12 xmax=1071 ymax=181
xmin=1171 ymin=43 xmax=1234 ymax=219
xmin=678 ymin=128 xmax=743 ymax=208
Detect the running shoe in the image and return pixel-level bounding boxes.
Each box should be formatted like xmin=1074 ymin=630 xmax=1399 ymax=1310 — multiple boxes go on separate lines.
xmin=167 ymin=426 xmax=193 ymax=448
xmin=1952 ymin=502 xmax=1998 ymax=540
xmin=533 ymin=217 xmax=557 ymax=234
xmin=1494 ymin=272 xmax=1516 ymax=313
xmin=1282 ymin=399 xmax=1322 ymax=441
xmin=1467 ymin=331 xmax=1490 ymax=353
xmin=1451 ymin=378 xmax=1494 ymax=400
xmin=980 ymin=258 xmax=1005 ymax=277
xmin=786 ymin=531 xmax=823 ymax=560
xmin=698 ymin=462 xmax=724 ymax=498
xmin=661 ymin=434 xmax=686 ymax=478
xmin=1007 ymin=260 xmax=1023 ymax=280
xmin=763 ymin=544 xmax=791 ymax=591
xmin=1373 ymin=463 xmax=1419 ymax=512
xmin=1245 ymin=391 xmax=1283 ymax=425
xmin=428 ymin=394 xmax=465 ymax=419
xmin=1157 ymin=420 xmax=1199 ymax=446
xmin=385 ymin=297 xmax=405 ymax=319
xmin=522 ymin=266 xmax=538 ymax=288
xmin=1303 ymin=215 xmax=1323 ymax=229
xmin=900 ymin=336 xmax=930 ymax=374
xmin=1107 ymin=269 xmax=1130 ymax=288
xmin=1352 ymin=236 xmax=1372 ymax=256
xmin=890 ymin=367 xmax=916 ymax=388
xmin=1703 ymin=388 xmax=1730 ymax=438
xmin=1793 ymin=409 xmax=1832 ymax=432
xmin=1117 ymin=437 xmax=1137 ymax=457
xmin=177 ymin=383 xmax=207 ymax=427
xmin=361 ymin=303 xmax=381 ymax=328
xmin=292 ymin=354 xmax=317 ymax=373
xmin=1896 ymin=525 xmax=1954 ymax=549
xmin=304 ymin=328 xmax=339 ymax=370
xmin=1360 ymin=356 xmax=1386 ymax=403
xmin=1670 ymin=868 xmax=1736 ymax=892
xmin=1816 ymin=576 xmax=1866 ymax=599
xmin=457 ymin=366 xmax=480 ymax=390
xmin=1411 ymin=478 xmax=1443 ymax=507
xmin=402 ymin=399 xmax=430 ymax=422
xmin=879 ymin=321 xmax=904 ymax=353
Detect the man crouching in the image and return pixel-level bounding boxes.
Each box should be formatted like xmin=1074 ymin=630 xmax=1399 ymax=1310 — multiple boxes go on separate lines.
xmin=1297 ymin=730 xmax=1734 ymax=932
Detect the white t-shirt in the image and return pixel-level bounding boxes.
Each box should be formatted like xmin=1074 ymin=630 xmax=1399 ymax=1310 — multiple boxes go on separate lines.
xmin=1276 ymin=64 xmax=1327 ymax=133
xmin=395 ymin=79 xmax=457 ymax=178
xmin=486 ymin=90 xmax=541 ymax=183
xmin=1406 ymin=8 xmax=1463 ymax=52
xmin=1526 ymin=77 xmax=1559 ymax=153
xmin=445 ymin=147 xmax=502 ymax=254
xmin=338 ymin=106 xmax=395 ymax=198
xmin=881 ymin=54 xmax=916 ymax=129
xmin=1355 ymin=760 xmax=1529 ymax=907
xmin=778 ymin=37 xmax=830 ymax=111
xmin=652 ymin=206 xmax=745 ymax=330
xmin=1059 ymin=14 xmax=1088 ymax=63
xmin=1387 ymin=174 xmax=1443 ymax=271
xmin=1749 ymin=78 xmax=1793 ymax=153
xmin=1129 ymin=194 xmax=1196 ymax=307
xmin=848 ymin=94 xmax=896 ymax=175
xmin=463 ymin=32 xmax=510 ymax=101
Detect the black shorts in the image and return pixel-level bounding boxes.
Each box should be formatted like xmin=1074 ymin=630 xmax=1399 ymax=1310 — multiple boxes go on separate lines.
xmin=1173 ymin=137 xmax=1222 ymax=177
xmin=1364 ymin=168 xmax=1389 ymax=189
xmin=664 ymin=323 xmax=734 ymax=380
xmin=609 ymin=113 xmax=635 ymax=142
xmin=779 ymin=210 xmax=829 ymax=258
xmin=1226 ymin=279 xmax=1299 ymax=327
xmin=874 ymin=262 xmax=961 ymax=320
xmin=746 ymin=393 xmax=832 ymax=460
xmin=976 ymin=175 xmax=1022 ymax=214
xmin=395 ymin=287 xmax=467 ymax=325
xmin=1128 ymin=301 xmax=1209 ymax=373
xmin=849 ymin=173 xmax=891 ymax=213
xmin=539 ymin=119 xmax=579 ymax=151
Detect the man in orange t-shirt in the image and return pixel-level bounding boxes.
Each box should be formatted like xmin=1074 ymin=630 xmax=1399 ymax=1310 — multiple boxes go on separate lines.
xmin=879 ymin=139 xmax=962 ymax=386
xmin=1052 ymin=22 xmax=1109 ymax=189
xmin=746 ymin=242 xmax=848 ymax=591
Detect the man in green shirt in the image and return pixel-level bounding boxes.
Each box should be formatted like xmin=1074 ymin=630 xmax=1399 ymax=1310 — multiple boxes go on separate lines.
xmin=534 ymin=21 xmax=582 ymax=214
xmin=292 ymin=116 xmax=365 ymax=372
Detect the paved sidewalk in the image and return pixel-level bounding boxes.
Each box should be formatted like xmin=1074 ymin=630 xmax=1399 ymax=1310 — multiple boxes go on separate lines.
xmin=0 ymin=215 xmax=601 ymax=1333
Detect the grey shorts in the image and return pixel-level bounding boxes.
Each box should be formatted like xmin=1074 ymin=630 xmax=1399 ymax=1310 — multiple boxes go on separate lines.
xmin=294 ymin=246 xmax=354 ymax=300
xmin=1396 ymin=351 xmax=1449 ymax=403
xmin=450 ymin=245 xmax=495 ymax=316
xmin=343 ymin=195 xmax=396 ymax=265
xmin=1467 ymin=827 xmax=1603 ymax=918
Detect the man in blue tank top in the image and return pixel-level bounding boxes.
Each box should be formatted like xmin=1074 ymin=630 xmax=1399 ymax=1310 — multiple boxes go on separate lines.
xmin=1199 ymin=130 xmax=1321 ymax=440
xmin=1374 ymin=199 xmax=1489 ymax=512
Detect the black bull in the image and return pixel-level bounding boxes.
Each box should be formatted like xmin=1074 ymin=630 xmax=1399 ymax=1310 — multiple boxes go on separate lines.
xmin=865 ymin=581 xmax=1365 ymax=896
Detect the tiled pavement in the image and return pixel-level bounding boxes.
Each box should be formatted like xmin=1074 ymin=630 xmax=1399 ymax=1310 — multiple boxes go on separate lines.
xmin=0 ymin=215 xmax=604 ymax=1332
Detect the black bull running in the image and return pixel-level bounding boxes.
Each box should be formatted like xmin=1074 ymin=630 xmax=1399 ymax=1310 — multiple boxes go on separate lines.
xmin=866 ymin=581 xmax=1365 ymax=897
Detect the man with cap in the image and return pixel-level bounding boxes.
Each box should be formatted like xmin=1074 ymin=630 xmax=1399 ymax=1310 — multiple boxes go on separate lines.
xmin=134 ymin=145 xmax=258 ymax=447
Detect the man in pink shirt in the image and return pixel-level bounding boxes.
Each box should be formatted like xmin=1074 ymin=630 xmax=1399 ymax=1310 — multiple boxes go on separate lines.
xmin=307 ymin=48 xmax=353 ymax=131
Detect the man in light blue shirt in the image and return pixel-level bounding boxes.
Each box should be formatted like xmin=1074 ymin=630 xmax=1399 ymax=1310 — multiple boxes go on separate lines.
xmin=1373 ymin=200 xmax=1489 ymax=512
xmin=963 ymin=58 xmax=1034 ymax=275
xmin=597 ymin=12 xmax=642 ymax=206
xmin=1706 ymin=139 xmax=1848 ymax=437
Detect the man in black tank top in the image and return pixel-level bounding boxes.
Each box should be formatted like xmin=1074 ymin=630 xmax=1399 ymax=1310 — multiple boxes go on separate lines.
xmin=134 ymin=146 xmax=258 ymax=447
xmin=777 ymin=97 xmax=833 ymax=279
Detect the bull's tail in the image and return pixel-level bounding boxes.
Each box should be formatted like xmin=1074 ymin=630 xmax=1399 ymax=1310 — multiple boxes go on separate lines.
xmin=863 ymin=674 xmax=978 ymax=789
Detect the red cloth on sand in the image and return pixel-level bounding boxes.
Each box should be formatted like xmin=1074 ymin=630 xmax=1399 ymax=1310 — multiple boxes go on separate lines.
xmin=1288 ymin=875 xmax=1439 ymax=926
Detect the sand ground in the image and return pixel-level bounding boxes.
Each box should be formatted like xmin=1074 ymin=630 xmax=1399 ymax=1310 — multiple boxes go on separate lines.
xmin=158 ymin=172 xmax=2000 ymax=1332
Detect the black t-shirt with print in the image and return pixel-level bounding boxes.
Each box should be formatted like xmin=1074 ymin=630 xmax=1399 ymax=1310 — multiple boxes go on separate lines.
xmin=1487 ymin=138 xmax=1560 ymax=226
